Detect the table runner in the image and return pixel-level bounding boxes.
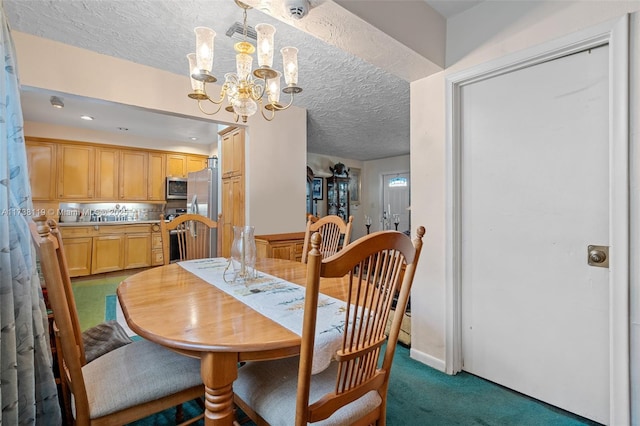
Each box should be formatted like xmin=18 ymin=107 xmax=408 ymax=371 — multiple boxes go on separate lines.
xmin=178 ymin=257 xmax=346 ymax=374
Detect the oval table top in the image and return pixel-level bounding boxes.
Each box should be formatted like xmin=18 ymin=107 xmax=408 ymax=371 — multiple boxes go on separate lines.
xmin=117 ymin=257 xmax=349 ymax=360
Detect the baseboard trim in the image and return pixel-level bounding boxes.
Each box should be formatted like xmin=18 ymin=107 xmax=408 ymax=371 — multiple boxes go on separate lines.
xmin=409 ymin=348 xmax=446 ymax=373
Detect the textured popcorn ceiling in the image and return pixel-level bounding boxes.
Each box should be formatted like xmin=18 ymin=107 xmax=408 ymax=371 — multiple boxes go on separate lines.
xmin=4 ymin=0 xmax=473 ymax=161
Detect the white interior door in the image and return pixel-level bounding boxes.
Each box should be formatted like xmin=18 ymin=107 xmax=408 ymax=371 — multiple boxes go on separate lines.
xmin=460 ymin=45 xmax=610 ymax=423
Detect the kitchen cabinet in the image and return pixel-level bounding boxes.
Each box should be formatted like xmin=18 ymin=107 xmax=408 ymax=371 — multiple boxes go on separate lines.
xmin=187 ymin=155 xmax=208 ymax=173
xmin=148 ymin=152 xmax=166 ymax=201
xmin=26 ymin=140 xmax=57 ymax=200
xmin=59 ymin=226 xmax=95 ymax=277
xmin=167 ymin=154 xmax=208 ymax=177
xmin=255 ymin=232 xmax=305 ymax=262
xmin=25 ymin=137 xmax=208 ymax=203
xmin=166 ymin=154 xmax=187 ymax=177
xmin=124 ymin=232 xmax=151 ymax=269
xmin=119 ymin=150 xmax=148 ymax=200
xmin=95 ymin=147 xmax=120 ymax=200
xmin=220 ymin=126 xmax=245 ymax=257
xmin=221 ymin=175 xmax=244 ymax=258
xmin=63 ymin=237 xmax=93 ymax=277
xmin=220 ymin=126 xmax=244 ymax=178
xmin=57 ymin=144 xmax=95 ymax=199
xmin=92 ymin=234 xmax=125 ymax=274
xmin=60 ymin=223 xmax=156 ymax=277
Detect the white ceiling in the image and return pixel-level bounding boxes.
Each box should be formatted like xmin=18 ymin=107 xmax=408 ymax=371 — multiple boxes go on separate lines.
xmin=5 ymin=0 xmax=481 ymax=161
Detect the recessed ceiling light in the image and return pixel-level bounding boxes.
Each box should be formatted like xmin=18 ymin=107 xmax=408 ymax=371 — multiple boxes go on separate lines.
xmin=190 ymin=137 xmax=198 ymax=141
xmin=80 ymin=115 xmax=94 ymax=121
xmin=49 ymin=96 xmax=64 ymax=109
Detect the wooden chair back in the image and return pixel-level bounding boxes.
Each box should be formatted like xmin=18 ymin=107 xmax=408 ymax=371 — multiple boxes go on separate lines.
xmin=301 ymin=214 xmax=353 ymax=263
xmin=30 ymin=216 xmax=87 ymax=365
xmin=299 ymin=226 xmax=425 ymax=425
xmin=160 ymin=213 xmax=220 ymax=265
xmin=31 ymin=216 xmax=95 ymax=422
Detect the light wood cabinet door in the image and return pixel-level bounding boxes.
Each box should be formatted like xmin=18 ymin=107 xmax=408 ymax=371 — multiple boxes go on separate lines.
xmin=119 ymin=150 xmax=148 ymax=200
xmin=95 ymin=147 xmax=119 ymax=200
xmin=166 ymin=154 xmax=187 ymax=177
xmin=220 ymin=127 xmax=244 ymax=178
xmin=58 ymin=144 xmax=95 ymax=199
xmin=62 ymin=237 xmax=93 ymax=277
xmin=148 ymin=152 xmax=166 ymax=201
xmin=221 ymin=175 xmax=244 ymax=257
xmin=26 ymin=140 xmax=57 ymax=200
xmin=124 ymin=233 xmax=151 ymax=269
xmin=92 ymin=234 xmax=125 ymax=274
xmin=187 ymin=155 xmax=208 ymax=174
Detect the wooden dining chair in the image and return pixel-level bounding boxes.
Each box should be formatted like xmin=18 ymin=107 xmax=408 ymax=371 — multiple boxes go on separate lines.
xmin=301 ymin=214 xmax=354 ymax=263
xmin=233 ymin=226 xmax=425 ymax=426
xmin=31 ymin=216 xmax=204 ymax=425
xmin=30 ymin=218 xmax=134 ymax=422
xmin=160 ymin=213 xmax=221 ymax=265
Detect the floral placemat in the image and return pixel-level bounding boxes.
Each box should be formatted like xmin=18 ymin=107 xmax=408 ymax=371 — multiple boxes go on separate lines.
xmin=178 ymin=257 xmax=346 ymax=374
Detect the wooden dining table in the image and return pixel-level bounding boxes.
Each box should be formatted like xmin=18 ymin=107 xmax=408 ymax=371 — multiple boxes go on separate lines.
xmin=117 ymin=257 xmax=350 ymax=426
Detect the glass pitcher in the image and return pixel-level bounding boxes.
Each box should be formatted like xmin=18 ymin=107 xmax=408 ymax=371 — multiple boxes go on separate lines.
xmin=229 ymin=225 xmax=256 ymax=282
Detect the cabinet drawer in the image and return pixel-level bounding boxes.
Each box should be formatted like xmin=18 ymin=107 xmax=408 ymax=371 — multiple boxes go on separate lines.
xmin=95 ymin=224 xmax=150 ymax=234
xmin=60 ymin=226 xmax=96 ymax=238
xmin=152 ymin=233 xmax=163 ymax=249
xmin=152 ymin=249 xmax=164 ymax=266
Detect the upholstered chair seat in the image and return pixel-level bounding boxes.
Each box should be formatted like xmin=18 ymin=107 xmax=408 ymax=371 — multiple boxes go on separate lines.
xmin=76 ymin=339 xmax=202 ymax=419
xmin=234 ymin=357 xmax=382 ymax=425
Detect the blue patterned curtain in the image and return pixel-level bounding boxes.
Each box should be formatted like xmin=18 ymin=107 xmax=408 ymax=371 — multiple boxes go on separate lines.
xmin=0 ymin=1 xmax=61 ymax=424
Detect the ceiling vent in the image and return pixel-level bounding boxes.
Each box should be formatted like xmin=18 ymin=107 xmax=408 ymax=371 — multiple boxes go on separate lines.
xmin=225 ymin=22 xmax=257 ymax=41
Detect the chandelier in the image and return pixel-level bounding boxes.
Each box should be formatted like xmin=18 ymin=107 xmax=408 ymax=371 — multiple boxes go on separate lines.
xmin=187 ymin=0 xmax=302 ymax=123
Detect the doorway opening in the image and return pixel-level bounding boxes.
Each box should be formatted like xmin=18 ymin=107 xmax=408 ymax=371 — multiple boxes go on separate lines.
xmin=382 ymin=172 xmax=410 ymax=233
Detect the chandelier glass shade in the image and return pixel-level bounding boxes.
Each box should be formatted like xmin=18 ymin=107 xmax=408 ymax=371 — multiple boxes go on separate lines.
xmin=187 ymin=1 xmax=302 ymax=123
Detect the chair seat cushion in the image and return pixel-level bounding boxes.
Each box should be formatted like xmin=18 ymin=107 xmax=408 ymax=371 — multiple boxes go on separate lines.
xmin=234 ymin=357 xmax=382 ymax=425
xmin=82 ymin=320 xmax=132 ymax=363
xmin=79 ymin=339 xmax=202 ymax=419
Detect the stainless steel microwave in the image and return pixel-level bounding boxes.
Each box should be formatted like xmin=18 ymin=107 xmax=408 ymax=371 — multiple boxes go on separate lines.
xmin=166 ymin=177 xmax=187 ymax=200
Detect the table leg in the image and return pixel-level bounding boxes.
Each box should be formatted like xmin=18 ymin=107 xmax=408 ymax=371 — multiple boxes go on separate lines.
xmin=201 ymin=352 xmax=239 ymax=426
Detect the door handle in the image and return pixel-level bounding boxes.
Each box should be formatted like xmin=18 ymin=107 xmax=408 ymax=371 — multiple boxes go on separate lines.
xmin=587 ymin=245 xmax=609 ymax=268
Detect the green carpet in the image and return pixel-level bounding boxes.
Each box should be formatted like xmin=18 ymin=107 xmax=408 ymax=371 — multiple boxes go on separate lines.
xmin=73 ymin=275 xmax=600 ymax=426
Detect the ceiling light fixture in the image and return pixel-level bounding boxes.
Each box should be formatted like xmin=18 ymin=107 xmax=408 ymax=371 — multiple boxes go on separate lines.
xmin=50 ymin=96 xmax=64 ymax=109
xmin=80 ymin=115 xmax=94 ymax=121
xmin=187 ymin=0 xmax=302 ymax=123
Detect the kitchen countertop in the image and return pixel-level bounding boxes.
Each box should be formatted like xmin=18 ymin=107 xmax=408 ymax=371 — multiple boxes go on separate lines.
xmin=57 ymin=219 xmax=162 ymax=227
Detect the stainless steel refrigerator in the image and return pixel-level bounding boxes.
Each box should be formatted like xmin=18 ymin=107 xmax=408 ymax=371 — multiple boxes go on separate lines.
xmin=186 ymin=157 xmax=219 ymax=257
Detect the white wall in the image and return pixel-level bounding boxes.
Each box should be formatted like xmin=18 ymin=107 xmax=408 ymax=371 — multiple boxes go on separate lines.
xmin=14 ymin=31 xmax=307 ymax=236
xmin=247 ymin=107 xmax=307 ymax=235
xmin=410 ymin=0 xmax=640 ymax=408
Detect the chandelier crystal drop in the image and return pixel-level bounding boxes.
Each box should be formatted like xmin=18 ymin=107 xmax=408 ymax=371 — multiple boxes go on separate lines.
xmin=187 ymin=0 xmax=302 ymax=123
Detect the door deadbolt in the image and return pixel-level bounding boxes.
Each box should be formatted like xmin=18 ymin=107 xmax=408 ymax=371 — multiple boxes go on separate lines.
xmin=587 ymin=245 xmax=609 ymax=268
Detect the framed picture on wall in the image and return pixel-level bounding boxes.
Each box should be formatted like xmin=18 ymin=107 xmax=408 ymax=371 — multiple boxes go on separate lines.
xmin=312 ymin=178 xmax=323 ymax=200
xmin=349 ymin=167 xmax=361 ymax=204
